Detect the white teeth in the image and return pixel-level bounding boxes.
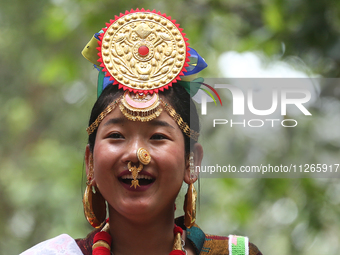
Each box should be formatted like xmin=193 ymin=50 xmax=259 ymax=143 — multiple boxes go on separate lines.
xmin=138 ymin=174 xmax=153 ymax=180
xmin=120 ymin=174 xmax=153 ymax=180
xmin=121 ymin=175 xmax=133 ymax=179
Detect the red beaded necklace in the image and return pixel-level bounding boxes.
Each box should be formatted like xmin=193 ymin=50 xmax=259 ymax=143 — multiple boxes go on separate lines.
xmin=92 ymin=222 xmax=186 ymax=255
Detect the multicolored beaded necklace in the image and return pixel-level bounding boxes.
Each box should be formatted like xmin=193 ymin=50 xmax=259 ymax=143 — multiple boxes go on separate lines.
xmin=92 ymin=222 xmax=187 ymax=255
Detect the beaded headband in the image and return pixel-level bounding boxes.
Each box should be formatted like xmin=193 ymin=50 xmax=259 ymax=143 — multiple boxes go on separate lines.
xmin=82 ymin=9 xmax=214 ymax=141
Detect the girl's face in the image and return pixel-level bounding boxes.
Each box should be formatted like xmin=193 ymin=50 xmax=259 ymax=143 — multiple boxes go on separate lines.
xmin=86 ymin=104 xmax=190 ymax=221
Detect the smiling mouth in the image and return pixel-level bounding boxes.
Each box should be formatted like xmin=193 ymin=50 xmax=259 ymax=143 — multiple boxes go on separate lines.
xmin=119 ymin=174 xmax=155 ymax=186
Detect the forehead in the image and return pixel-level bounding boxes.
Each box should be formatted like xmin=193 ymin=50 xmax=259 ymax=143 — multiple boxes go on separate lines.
xmin=99 ymin=105 xmax=180 ymax=131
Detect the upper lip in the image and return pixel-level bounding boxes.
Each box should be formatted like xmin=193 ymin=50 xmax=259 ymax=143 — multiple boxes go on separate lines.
xmin=118 ymin=169 xmax=155 ymax=179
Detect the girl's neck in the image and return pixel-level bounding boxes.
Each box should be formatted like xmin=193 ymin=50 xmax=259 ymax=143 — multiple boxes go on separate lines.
xmin=108 ymin=207 xmax=176 ymax=255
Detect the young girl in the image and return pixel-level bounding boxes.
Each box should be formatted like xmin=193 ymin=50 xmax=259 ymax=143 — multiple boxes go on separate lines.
xmin=21 ymin=9 xmax=262 ymax=255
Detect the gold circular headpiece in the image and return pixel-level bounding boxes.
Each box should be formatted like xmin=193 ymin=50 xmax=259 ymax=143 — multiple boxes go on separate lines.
xmin=98 ymin=9 xmax=189 ymax=93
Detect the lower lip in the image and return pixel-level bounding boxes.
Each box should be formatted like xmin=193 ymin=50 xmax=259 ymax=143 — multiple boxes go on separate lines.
xmin=120 ymin=180 xmax=154 ymax=191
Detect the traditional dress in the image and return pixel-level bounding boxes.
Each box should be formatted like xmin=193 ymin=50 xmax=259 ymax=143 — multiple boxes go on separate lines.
xmin=21 ymin=9 xmax=263 ymax=255
xmin=22 ymin=217 xmax=262 ymax=255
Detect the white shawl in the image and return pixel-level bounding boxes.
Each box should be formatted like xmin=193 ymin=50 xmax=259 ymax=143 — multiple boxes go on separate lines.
xmin=20 ymin=234 xmax=83 ymax=255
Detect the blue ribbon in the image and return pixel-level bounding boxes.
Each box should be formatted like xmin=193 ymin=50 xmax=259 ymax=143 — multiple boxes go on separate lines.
xmin=183 ymin=47 xmax=208 ymax=76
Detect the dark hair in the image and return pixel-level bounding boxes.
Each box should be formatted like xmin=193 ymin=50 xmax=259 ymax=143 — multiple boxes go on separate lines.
xmin=88 ymin=84 xmax=200 ymax=154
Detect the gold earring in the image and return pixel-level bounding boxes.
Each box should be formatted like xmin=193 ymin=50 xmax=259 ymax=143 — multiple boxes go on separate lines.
xmin=183 ymin=182 xmax=197 ymax=228
xmin=83 ymin=154 xmax=106 ymax=228
xmin=189 ymin=152 xmax=195 ymax=180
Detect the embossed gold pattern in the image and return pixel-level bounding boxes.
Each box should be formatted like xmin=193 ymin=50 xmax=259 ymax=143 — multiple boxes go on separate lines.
xmin=86 ymin=95 xmax=199 ymax=141
xmin=184 ymin=183 xmax=197 ymax=228
xmin=128 ymin=162 xmax=144 ymax=188
xmin=83 ymin=185 xmax=106 ymax=228
xmin=86 ymin=97 xmax=121 ymax=135
xmin=160 ymin=99 xmax=199 ymax=141
xmin=120 ymin=93 xmax=199 ymax=141
xmin=137 ymin=147 xmax=151 ymax=165
xmin=127 ymin=147 xmax=151 ymax=189
xmin=99 ymin=11 xmax=188 ymax=92
xmin=119 ymin=91 xmax=163 ymax=122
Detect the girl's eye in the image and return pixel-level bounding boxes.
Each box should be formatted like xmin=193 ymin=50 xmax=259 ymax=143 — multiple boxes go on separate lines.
xmin=151 ymin=134 xmax=167 ymax=140
xmin=108 ymin=133 xmax=124 ymax=139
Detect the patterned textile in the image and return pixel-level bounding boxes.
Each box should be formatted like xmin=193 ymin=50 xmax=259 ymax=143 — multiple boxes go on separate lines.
xmin=75 ymin=217 xmax=263 ymax=255
xmin=75 ymin=227 xmax=101 ymax=255
xmin=20 ymin=234 xmax=83 ymax=255
xmin=228 ymin=235 xmax=249 ymax=255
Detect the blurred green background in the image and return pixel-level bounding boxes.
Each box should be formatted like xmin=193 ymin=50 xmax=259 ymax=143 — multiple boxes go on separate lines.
xmin=1 ymin=0 xmax=340 ymax=254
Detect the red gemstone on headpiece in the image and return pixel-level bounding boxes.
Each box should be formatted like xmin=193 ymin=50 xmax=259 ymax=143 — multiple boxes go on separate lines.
xmin=138 ymin=46 xmax=149 ymax=56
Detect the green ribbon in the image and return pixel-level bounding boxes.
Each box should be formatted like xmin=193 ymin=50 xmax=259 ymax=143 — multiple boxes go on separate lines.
xmin=177 ymin=77 xmax=204 ymax=97
xmin=97 ymin=67 xmax=105 ymax=98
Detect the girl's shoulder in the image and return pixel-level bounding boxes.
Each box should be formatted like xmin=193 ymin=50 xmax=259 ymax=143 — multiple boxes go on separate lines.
xmin=175 ymin=217 xmax=262 ymax=255
xmin=20 ymin=234 xmax=83 ymax=255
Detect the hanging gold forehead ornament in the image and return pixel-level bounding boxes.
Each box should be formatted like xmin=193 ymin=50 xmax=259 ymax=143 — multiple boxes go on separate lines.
xmin=119 ymin=91 xmax=162 ymax=122
xmin=85 ymin=9 xmax=199 ymax=141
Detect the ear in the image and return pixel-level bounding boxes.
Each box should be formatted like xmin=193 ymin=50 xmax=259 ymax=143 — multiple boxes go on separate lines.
xmin=85 ymin=144 xmax=96 ymax=186
xmin=184 ymin=143 xmax=203 ymax=184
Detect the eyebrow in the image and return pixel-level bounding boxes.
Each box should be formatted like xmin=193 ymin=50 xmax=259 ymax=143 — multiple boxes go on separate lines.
xmin=103 ymin=117 xmax=175 ymax=129
xmin=103 ymin=117 xmax=126 ymax=126
xmin=149 ymin=119 xmax=175 ymax=129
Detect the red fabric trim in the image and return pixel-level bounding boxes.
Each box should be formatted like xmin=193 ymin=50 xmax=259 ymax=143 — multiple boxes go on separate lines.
xmin=93 ymin=231 xmax=112 ymax=245
xmin=173 ymin=225 xmax=183 ymax=235
xmin=93 ymin=246 xmax=111 ymax=255
xmin=169 ymin=250 xmax=186 ymax=255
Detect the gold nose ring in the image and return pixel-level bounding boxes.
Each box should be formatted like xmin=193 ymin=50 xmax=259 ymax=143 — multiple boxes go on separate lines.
xmin=128 ymin=147 xmax=151 ymax=188
xmin=137 ymin=147 xmax=151 ymax=165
